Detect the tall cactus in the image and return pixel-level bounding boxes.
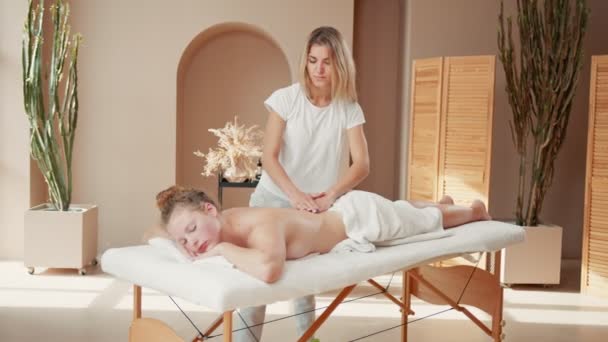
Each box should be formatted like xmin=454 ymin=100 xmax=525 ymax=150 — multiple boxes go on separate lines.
xmin=498 ymin=0 xmax=588 ymax=226
xmin=22 ymin=0 xmax=82 ymax=211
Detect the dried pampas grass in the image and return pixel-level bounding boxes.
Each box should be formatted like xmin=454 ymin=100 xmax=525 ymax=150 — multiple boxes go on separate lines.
xmin=194 ymin=116 xmax=263 ymax=182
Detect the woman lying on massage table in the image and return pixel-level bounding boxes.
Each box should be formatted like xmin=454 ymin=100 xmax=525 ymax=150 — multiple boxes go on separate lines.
xmin=156 ymin=185 xmax=491 ymax=284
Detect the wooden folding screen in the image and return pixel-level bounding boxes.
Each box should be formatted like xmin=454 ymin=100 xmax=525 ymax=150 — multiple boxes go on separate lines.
xmin=407 ymin=58 xmax=443 ymax=202
xmin=437 ymin=56 xmax=495 ymax=206
xmin=582 ymin=55 xmax=608 ymax=298
xmin=407 ymin=56 xmax=495 ymax=206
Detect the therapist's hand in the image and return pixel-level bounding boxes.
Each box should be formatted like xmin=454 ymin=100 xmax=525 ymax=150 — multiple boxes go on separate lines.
xmin=313 ymin=192 xmax=337 ymax=213
xmin=288 ymin=190 xmax=320 ymax=213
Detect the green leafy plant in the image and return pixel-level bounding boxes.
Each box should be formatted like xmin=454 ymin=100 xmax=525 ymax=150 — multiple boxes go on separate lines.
xmin=22 ymin=0 xmax=82 ymax=211
xmin=498 ymin=0 xmax=589 ymax=226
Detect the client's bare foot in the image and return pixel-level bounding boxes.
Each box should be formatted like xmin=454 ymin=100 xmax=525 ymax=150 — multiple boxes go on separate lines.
xmin=471 ymin=200 xmax=492 ymax=221
xmin=439 ymin=195 xmax=454 ymax=205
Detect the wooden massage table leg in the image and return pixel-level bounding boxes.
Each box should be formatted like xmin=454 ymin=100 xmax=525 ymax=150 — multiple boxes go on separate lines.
xmin=297 ymin=285 xmax=357 ymax=342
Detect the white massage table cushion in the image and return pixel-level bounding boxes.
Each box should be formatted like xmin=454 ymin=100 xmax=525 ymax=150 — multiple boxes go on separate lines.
xmin=102 ymin=220 xmax=525 ymax=311
xmin=147 ymin=237 xmax=234 ymax=267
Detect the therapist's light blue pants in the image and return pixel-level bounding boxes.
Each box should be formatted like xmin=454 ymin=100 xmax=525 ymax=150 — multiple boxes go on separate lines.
xmin=232 ymin=186 xmax=316 ymax=342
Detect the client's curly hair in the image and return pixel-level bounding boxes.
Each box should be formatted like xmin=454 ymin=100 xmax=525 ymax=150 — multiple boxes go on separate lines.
xmin=156 ymin=185 xmax=218 ymax=225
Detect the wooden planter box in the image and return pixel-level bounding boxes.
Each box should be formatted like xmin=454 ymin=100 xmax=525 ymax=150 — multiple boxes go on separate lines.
xmin=24 ymin=204 xmax=98 ymax=275
xmin=500 ymin=223 xmax=563 ymax=285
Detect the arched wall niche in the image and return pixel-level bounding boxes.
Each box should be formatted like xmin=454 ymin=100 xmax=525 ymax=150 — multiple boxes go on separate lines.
xmin=176 ymin=22 xmax=291 ymax=208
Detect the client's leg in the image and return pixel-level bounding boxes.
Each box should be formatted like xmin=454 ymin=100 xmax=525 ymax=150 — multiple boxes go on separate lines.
xmin=410 ymin=195 xmax=454 ymax=208
xmin=234 ymin=305 xmax=266 ymax=342
xmin=438 ymin=200 xmax=491 ymax=228
xmin=439 ymin=195 xmax=455 ymax=205
xmin=412 ymin=198 xmax=491 ymax=228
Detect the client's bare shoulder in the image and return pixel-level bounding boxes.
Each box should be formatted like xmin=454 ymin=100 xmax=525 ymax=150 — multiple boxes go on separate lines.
xmin=222 ymin=207 xmax=296 ymax=257
xmin=222 ymin=206 xmax=294 ymax=234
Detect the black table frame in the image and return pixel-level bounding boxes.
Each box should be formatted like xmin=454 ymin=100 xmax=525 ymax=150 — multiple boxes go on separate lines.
xmin=217 ymin=173 xmax=259 ymax=206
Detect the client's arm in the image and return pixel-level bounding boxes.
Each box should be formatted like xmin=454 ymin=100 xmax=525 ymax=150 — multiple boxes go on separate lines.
xmin=208 ymin=224 xmax=286 ymax=283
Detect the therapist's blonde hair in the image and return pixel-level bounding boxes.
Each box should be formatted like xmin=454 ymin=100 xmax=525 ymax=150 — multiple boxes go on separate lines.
xmin=156 ymin=185 xmax=218 ymax=226
xmin=298 ymin=26 xmax=357 ymax=103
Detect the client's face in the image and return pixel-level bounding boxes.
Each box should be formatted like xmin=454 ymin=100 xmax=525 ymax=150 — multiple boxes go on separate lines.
xmin=167 ymin=204 xmax=220 ymax=255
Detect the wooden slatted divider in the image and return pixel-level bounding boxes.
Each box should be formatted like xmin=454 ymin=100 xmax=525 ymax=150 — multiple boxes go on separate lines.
xmin=437 ymin=56 xmax=495 ymax=206
xmin=407 ymin=57 xmax=444 ymax=202
xmin=582 ymin=55 xmax=608 ymax=298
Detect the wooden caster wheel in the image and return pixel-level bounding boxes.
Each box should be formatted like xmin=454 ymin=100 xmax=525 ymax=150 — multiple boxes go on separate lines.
xmin=91 ymin=258 xmax=98 ymax=266
xmin=78 ymin=268 xmax=87 ymax=276
xmin=27 ymin=267 xmax=35 ymax=275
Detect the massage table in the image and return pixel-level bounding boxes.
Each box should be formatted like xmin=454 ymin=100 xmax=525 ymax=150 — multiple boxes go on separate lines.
xmin=101 ymin=220 xmax=525 ymax=341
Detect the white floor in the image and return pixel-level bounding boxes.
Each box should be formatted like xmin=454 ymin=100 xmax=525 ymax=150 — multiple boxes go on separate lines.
xmin=0 ymin=259 xmax=607 ymax=342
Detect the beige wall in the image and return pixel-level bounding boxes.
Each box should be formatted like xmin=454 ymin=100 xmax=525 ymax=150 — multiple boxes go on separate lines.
xmin=353 ymin=0 xmax=404 ymax=200
xmin=177 ymin=25 xmax=291 ymax=208
xmin=0 ymin=0 xmax=354 ymax=258
xmin=69 ymin=0 xmax=354 ymax=252
xmin=399 ymin=0 xmax=515 ymax=214
xmin=0 ymin=0 xmax=30 ymax=259
xmin=397 ymin=0 xmax=608 ymax=259
xmin=3 ymin=0 xmax=605 ymax=261
xmin=550 ymin=0 xmax=608 ymax=259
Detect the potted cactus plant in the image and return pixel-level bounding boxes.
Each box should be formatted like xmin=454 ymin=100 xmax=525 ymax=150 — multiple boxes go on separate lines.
xmin=497 ymin=0 xmax=588 ymax=285
xmin=22 ymin=0 xmax=98 ymax=275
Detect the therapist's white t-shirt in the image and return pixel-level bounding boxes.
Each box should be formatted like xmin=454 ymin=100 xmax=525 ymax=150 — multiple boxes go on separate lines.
xmin=258 ymin=83 xmax=366 ymax=200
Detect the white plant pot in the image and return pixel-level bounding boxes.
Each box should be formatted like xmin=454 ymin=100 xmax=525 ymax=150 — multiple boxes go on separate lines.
xmin=500 ymin=223 xmax=563 ymax=285
xmin=24 ymin=203 xmax=98 ymax=275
